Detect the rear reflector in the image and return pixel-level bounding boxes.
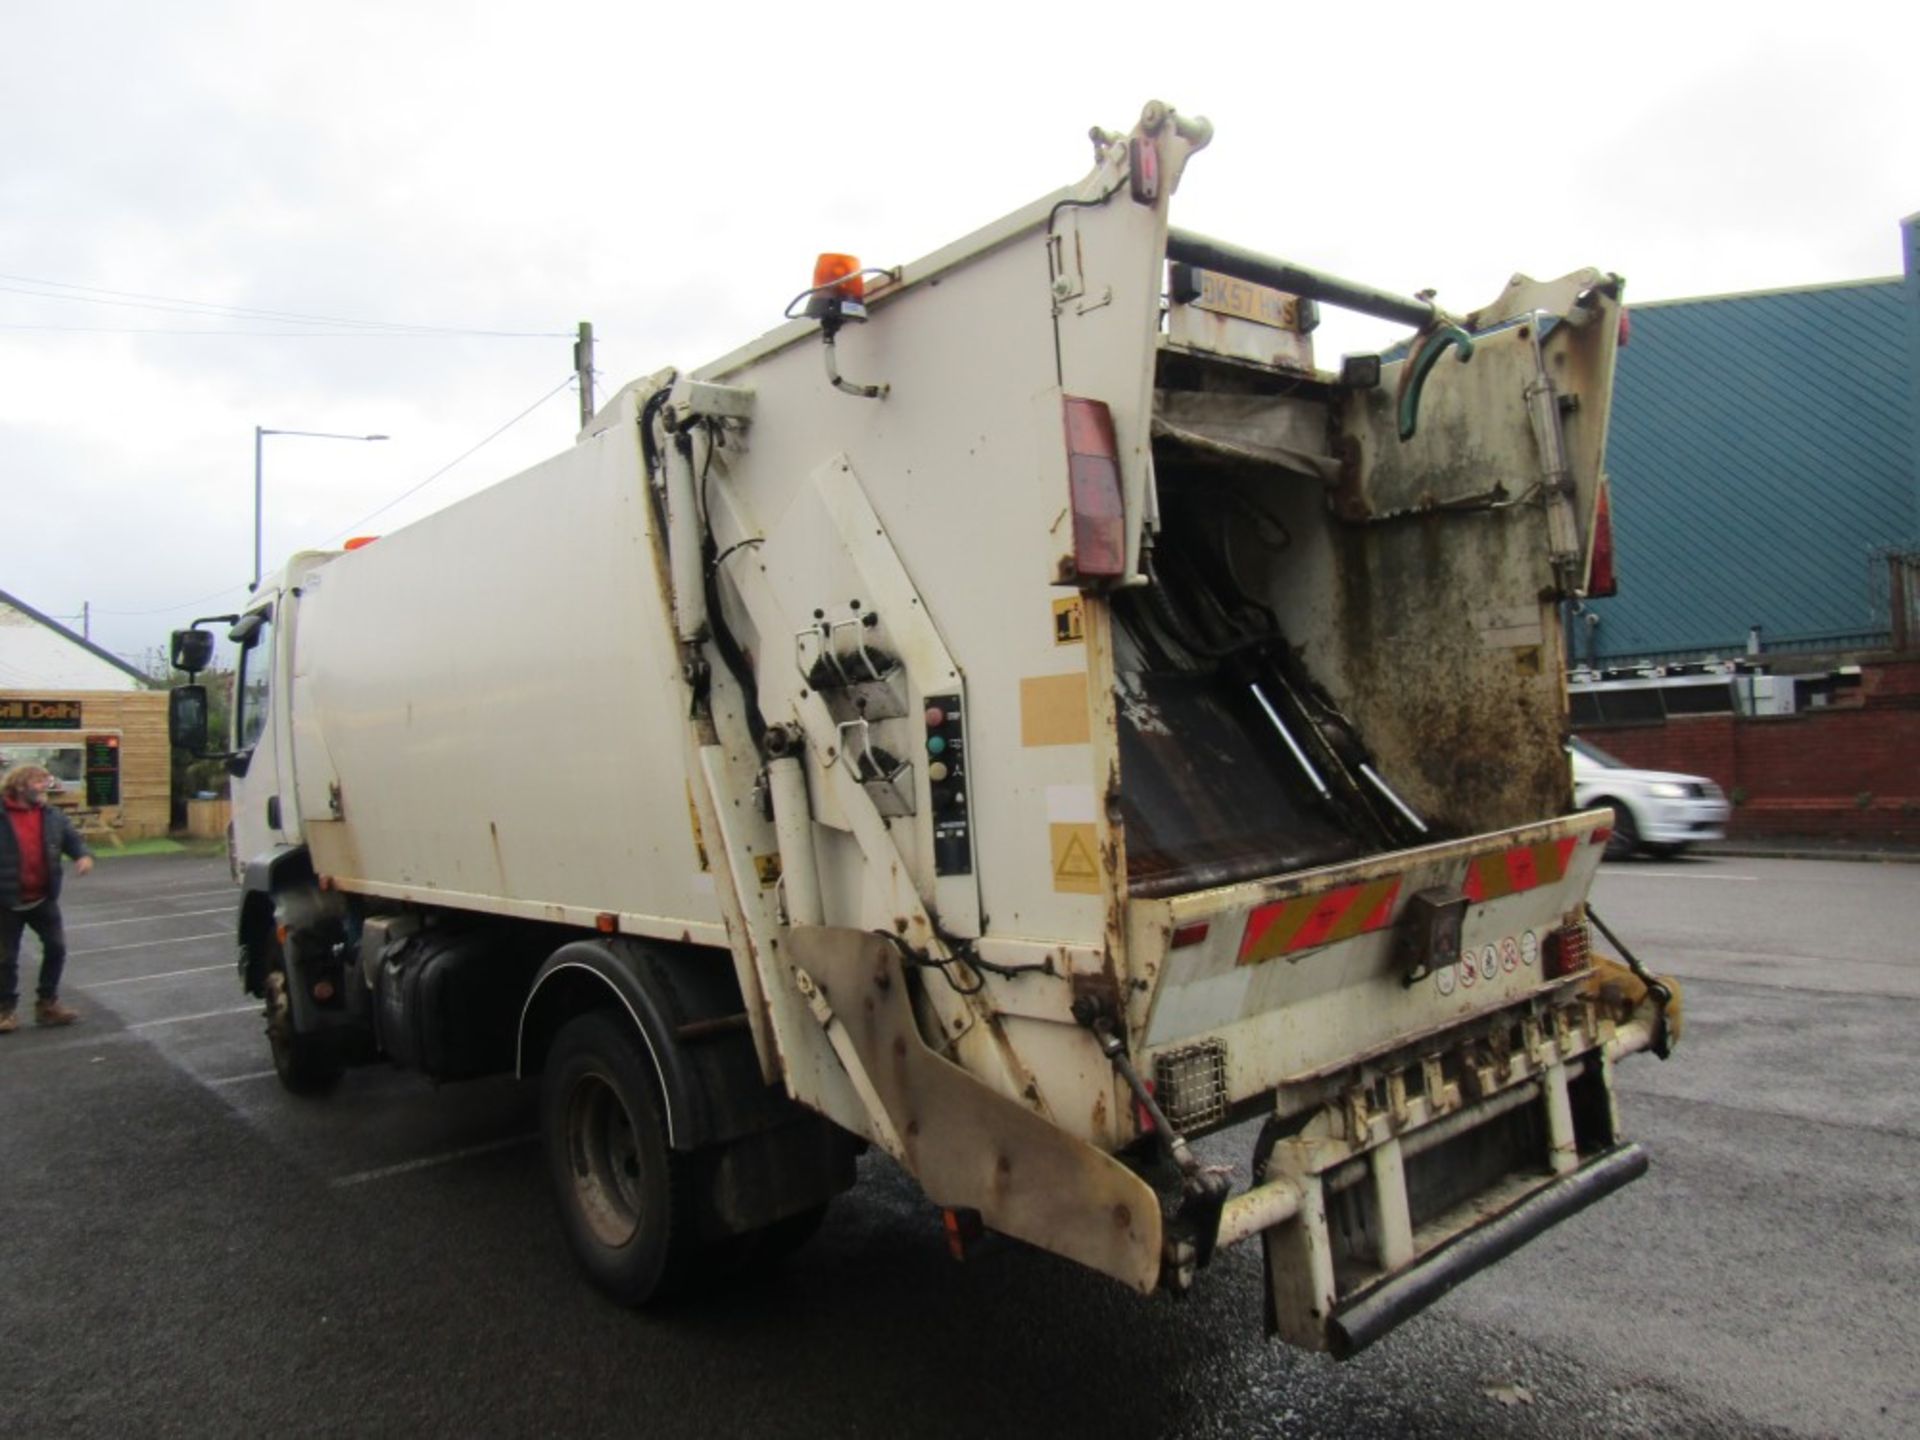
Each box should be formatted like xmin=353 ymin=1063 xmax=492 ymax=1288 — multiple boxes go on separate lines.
xmin=1062 ymin=396 xmax=1126 ymax=580
xmin=942 ymin=1206 xmax=983 ymax=1260
xmin=1170 ymin=921 xmax=1210 ymax=949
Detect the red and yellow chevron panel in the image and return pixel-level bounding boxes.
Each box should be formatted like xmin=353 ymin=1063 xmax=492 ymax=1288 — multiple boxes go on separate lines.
xmin=1461 ymin=837 xmax=1578 ymax=903
xmin=1238 ymin=878 xmax=1402 ymax=966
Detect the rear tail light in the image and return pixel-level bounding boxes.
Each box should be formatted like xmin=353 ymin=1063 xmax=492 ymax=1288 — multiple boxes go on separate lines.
xmin=1062 ymin=396 xmax=1126 ymax=582
xmin=1587 ymin=481 xmax=1617 ymax=598
xmin=1544 ymin=920 xmax=1592 ymax=978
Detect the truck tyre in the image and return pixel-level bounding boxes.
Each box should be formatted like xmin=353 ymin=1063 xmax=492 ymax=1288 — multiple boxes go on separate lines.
xmin=264 ymin=957 xmax=344 ymax=1096
xmin=542 ymin=1010 xmax=699 ymax=1305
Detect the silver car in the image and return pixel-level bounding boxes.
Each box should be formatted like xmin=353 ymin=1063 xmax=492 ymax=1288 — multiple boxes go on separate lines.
xmin=1570 ymin=736 xmax=1731 ymax=860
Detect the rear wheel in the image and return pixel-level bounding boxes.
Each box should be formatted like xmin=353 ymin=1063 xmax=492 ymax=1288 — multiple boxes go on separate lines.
xmin=542 ymin=1010 xmax=700 ymax=1305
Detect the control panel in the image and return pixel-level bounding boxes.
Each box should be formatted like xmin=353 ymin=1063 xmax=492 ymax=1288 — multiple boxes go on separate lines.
xmin=925 ymin=692 xmax=972 ymax=876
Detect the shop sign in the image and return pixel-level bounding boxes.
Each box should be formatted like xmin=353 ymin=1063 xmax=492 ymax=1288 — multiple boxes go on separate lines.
xmin=0 ymin=698 xmax=83 ymax=730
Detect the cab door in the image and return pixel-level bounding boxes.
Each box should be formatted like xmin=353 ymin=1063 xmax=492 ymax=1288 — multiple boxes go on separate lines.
xmin=227 ymin=597 xmax=294 ymax=859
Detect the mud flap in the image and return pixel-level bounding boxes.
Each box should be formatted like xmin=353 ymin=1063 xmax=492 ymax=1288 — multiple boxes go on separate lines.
xmin=786 ymin=927 xmax=1164 ymax=1293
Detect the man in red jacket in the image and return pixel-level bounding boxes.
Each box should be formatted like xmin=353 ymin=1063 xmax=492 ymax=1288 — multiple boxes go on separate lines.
xmin=0 ymin=764 xmax=94 ymax=1031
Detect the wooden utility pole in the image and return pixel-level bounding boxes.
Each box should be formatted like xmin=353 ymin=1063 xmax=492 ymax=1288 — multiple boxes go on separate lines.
xmin=574 ymin=321 xmax=595 ymax=430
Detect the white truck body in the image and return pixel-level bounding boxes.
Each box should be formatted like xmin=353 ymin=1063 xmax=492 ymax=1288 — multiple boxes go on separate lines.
xmin=195 ymin=101 xmax=1673 ymax=1356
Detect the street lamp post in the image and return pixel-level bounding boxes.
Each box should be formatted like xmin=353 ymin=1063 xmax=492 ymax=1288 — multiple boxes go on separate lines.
xmin=253 ymin=425 xmax=389 ymax=588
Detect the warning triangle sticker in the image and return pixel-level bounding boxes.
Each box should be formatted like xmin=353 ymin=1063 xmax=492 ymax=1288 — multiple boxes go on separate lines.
xmin=1056 ymin=834 xmax=1098 ymax=880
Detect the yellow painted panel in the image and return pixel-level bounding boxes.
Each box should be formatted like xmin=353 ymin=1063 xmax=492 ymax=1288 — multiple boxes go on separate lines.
xmin=1021 ymin=672 xmax=1090 ymax=747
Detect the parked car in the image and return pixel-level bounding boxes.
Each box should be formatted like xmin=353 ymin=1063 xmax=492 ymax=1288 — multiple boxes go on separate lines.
xmin=1570 ymin=736 xmax=1731 ymax=859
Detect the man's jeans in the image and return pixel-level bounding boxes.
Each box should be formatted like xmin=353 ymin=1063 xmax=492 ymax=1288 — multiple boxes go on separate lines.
xmin=1 ymin=901 xmax=68 ymax=1009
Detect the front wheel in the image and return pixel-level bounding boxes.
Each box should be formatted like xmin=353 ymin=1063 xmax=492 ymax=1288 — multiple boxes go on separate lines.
xmin=542 ymin=1011 xmax=699 ymax=1305
xmin=264 ymin=963 xmax=343 ymax=1096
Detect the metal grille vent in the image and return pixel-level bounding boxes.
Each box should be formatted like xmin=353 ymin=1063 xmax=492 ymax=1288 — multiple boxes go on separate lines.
xmin=1154 ymin=1040 xmax=1229 ymax=1131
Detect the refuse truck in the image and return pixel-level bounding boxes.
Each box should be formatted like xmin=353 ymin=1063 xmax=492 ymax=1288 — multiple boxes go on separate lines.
xmin=169 ymin=99 xmax=1676 ymax=1356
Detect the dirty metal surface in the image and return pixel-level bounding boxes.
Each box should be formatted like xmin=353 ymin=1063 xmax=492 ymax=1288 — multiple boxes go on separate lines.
xmin=787 ymin=926 xmax=1163 ymax=1293
xmin=1115 ymin=668 xmax=1362 ymax=897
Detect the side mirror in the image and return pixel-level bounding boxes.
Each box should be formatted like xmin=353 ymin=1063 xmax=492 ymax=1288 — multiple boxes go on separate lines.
xmin=169 ymin=685 xmax=210 ymax=754
xmin=171 ymin=628 xmax=216 ymax=676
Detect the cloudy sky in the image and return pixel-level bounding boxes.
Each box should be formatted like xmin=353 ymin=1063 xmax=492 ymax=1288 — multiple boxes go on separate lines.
xmin=4 ymin=1 xmax=1915 ymax=669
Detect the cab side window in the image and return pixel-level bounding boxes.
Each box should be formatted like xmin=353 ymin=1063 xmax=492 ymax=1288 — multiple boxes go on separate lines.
xmin=234 ymin=611 xmax=275 ymax=752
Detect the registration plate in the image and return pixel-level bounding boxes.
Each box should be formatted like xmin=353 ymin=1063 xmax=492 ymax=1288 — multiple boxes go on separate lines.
xmin=1180 ymin=265 xmax=1298 ymax=331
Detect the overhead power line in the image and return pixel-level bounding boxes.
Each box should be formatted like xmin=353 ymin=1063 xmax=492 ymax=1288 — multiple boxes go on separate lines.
xmin=0 ymin=323 xmax=566 ymax=338
xmin=0 ymin=272 xmax=571 ymax=339
xmin=90 ymin=582 xmax=251 ymax=619
xmin=77 ymin=375 xmax=580 ymax=623
xmin=319 ymin=373 xmax=578 ymax=543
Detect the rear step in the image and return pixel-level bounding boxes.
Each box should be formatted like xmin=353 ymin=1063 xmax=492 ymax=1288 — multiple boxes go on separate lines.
xmin=1328 ymin=1143 xmax=1647 ymax=1356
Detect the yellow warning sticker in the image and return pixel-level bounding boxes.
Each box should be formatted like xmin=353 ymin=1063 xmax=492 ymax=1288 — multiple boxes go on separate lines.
xmin=752 ymin=853 xmax=782 ymax=888
xmin=1053 ymin=597 xmax=1085 ymax=646
xmin=1021 ymin=673 xmax=1091 ymax=747
xmin=1050 ymin=822 xmax=1102 ymax=894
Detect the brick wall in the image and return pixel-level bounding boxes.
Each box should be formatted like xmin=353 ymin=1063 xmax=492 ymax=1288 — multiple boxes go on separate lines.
xmin=1578 ymin=659 xmax=1920 ymax=842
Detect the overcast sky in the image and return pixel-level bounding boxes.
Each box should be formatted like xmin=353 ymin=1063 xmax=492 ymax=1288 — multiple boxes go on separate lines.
xmin=4 ymin=1 xmax=1915 ymax=670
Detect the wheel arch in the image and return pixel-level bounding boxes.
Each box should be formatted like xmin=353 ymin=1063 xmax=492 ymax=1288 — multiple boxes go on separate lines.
xmin=238 ymin=844 xmax=314 ymax=996
xmin=518 ymin=936 xmax=779 ymax=1154
xmin=1588 ymin=795 xmax=1642 ymax=857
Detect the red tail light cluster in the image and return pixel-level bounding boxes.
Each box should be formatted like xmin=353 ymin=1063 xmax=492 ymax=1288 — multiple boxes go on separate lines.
xmin=1588 ymin=482 xmax=1617 ymax=598
xmin=1543 ymin=920 xmax=1593 ymax=978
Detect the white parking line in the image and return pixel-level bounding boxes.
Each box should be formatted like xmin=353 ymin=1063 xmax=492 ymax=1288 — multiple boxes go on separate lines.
xmin=88 ymin=962 xmax=233 ymax=989
xmin=127 ymin=1004 xmax=259 ymax=1030
xmin=207 ymin=1068 xmax=278 ymax=1086
xmin=330 ymin=1134 xmax=538 ymax=1188
xmin=69 ymin=888 xmax=239 ymax=912
xmin=68 ymin=907 xmax=233 ymax=931
xmin=1603 ymin=871 xmax=1758 ymax=882
xmin=70 ymin=932 xmax=227 ymax=957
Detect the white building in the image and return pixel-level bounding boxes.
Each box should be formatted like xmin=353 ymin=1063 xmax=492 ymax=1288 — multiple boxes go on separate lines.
xmin=0 ymin=588 xmax=147 ymax=691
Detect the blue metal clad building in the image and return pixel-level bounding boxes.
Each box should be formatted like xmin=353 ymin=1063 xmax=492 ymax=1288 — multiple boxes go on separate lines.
xmin=1580 ymin=217 xmax=1920 ymax=664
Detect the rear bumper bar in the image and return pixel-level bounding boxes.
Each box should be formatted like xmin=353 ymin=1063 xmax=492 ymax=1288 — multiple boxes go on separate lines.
xmin=1328 ymin=1142 xmax=1648 ymax=1357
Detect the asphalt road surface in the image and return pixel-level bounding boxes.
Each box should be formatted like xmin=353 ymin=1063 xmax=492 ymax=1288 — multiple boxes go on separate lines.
xmin=1 ymin=851 xmax=1912 ymax=1439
